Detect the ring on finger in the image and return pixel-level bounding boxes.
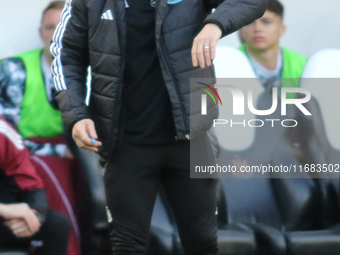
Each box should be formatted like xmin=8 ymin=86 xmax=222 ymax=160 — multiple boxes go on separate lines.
xmin=204 ymin=45 xmax=210 ymax=50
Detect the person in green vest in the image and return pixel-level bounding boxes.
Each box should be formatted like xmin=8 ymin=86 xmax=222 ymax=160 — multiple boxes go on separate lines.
xmin=0 ymin=1 xmax=70 ymax=157
xmin=238 ymin=0 xmax=306 ymax=90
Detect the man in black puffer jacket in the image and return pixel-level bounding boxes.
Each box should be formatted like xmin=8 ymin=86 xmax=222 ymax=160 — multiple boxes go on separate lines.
xmin=51 ymin=0 xmax=267 ymax=254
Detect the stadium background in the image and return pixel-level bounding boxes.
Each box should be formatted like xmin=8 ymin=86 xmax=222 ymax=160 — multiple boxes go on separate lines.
xmin=0 ymin=0 xmax=339 ymax=59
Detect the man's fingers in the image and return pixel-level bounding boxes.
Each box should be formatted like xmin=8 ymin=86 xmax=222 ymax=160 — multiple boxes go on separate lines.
xmin=4 ymin=219 xmax=19 ymax=226
xmin=191 ymin=40 xmax=198 ymax=67
xmin=86 ymin=121 xmax=98 ymax=140
xmin=8 ymin=221 xmax=26 ymax=231
xmin=24 ymin=211 xmax=36 ymax=232
xmin=7 ymin=218 xmax=37 ymax=238
xmin=210 ymin=42 xmax=216 ymax=60
xmin=73 ymin=126 xmax=91 ymax=145
xmin=74 ymin=129 xmax=100 ymax=148
xmin=24 ymin=210 xmax=40 ymax=233
xmin=81 ymin=144 xmax=100 ymax=152
xmin=15 ymin=229 xmax=34 ymax=238
xmin=203 ymin=41 xmax=212 ymax=67
xmin=75 ymin=140 xmax=100 ymax=152
xmin=79 ymin=129 xmax=97 ymax=146
xmin=24 ymin=216 xmax=36 ymax=233
xmin=13 ymin=225 xmax=29 ymax=235
xmin=196 ymin=40 xmax=206 ymax=68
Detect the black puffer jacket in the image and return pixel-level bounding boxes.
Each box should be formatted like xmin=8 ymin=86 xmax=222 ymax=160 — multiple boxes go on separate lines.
xmin=51 ymin=0 xmax=267 ymax=159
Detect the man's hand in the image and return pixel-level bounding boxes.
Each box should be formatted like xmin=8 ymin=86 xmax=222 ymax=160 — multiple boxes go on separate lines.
xmin=0 ymin=203 xmax=41 ymax=235
xmin=4 ymin=218 xmax=37 ymax=238
xmin=72 ymin=119 xmax=102 ymax=152
xmin=192 ymin=23 xmax=222 ymax=68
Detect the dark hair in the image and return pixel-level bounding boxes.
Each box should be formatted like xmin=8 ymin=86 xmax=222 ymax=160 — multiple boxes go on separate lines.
xmin=266 ymin=0 xmax=284 ymax=18
xmin=41 ymin=1 xmax=65 ymax=23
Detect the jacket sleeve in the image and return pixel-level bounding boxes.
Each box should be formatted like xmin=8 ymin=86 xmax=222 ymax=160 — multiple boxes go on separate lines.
xmin=50 ymin=0 xmax=90 ymax=131
xmin=203 ymin=0 xmax=268 ymax=38
xmin=0 ymin=118 xmax=48 ymax=219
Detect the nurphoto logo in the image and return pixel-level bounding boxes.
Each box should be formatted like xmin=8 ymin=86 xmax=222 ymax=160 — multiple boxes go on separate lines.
xmin=199 ymin=83 xmax=312 ymax=128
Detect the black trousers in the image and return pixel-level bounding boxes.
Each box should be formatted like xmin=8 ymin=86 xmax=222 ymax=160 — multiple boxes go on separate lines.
xmin=104 ymin=132 xmax=218 ymax=255
xmin=0 ymin=210 xmax=70 ymax=255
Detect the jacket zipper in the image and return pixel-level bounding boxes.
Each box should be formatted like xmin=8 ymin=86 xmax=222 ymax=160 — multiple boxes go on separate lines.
xmin=159 ymin=36 xmax=190 ymax=140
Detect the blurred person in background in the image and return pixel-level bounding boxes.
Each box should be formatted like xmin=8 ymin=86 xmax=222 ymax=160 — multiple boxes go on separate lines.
xmin=0 ymin=2 xmax=82 ymax=255
xmin=0 ymin=1 xmax=71 ymax=157
xmin=238 ymin=0 xmax=306 ymax=89
xmin=238 ymin=0 xmax=307 ymax=165
xmin=0 ymin=116 xmax=70 ymax=255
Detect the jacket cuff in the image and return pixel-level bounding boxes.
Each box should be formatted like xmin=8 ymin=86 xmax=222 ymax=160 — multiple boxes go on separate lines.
xmin=55 ymin=91 xmax=91 ymax=132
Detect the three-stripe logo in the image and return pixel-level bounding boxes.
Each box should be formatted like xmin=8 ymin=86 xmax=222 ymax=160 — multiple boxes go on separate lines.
xmin=101 ymin=10 xmax=114 ymax=20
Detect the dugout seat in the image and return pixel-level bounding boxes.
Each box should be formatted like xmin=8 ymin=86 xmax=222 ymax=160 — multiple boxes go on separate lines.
xmin=213 ymin=46 xmax=328 ymax=255
xmin=285 ymin=49 xmax=340 ymax=255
